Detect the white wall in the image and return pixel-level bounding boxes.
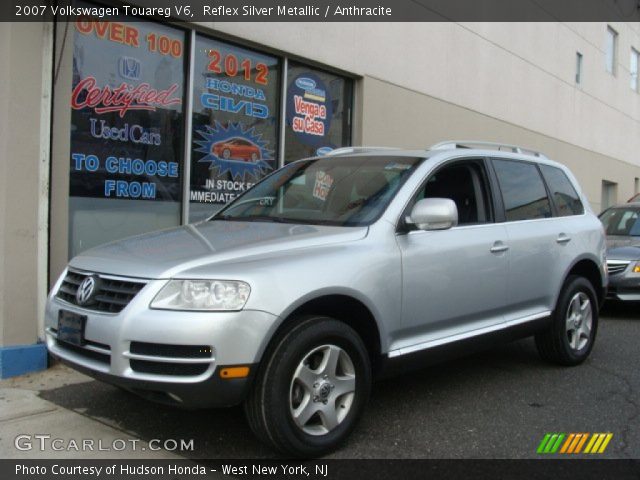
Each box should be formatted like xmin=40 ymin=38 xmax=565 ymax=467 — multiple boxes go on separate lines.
xmin=0 ymin=22 xmax=52 ymax=346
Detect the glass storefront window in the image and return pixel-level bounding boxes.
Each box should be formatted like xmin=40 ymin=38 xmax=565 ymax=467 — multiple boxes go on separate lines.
xmin=284 ymin=63 xmax=353 ymax=163
xmin=68 ymin=11 xmax=186 ymax=256
xmin=58 ymin=5 xmax=353 ymax=261
xmin=189 ymin=36 xmax=281 ymax=222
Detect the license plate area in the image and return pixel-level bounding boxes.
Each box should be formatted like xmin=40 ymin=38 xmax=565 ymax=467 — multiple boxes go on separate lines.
xmin=57 ymin=310 xmax=87 ymax=346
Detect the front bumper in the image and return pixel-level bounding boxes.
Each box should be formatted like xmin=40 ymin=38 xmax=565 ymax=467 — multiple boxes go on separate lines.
xmin=606 ymin=272 xmax=640 ymax=302
xmin=44 ymin=270 xmax=279 ymax=408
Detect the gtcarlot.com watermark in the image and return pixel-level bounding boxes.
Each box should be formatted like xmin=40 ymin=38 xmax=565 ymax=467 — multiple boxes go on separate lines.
xmin=14 ymin=434 xmax=194 ymax=452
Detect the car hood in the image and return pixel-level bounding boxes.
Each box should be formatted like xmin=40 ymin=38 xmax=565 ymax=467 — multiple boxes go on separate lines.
xmin=606 ymin=236 xmax=640 ymax=261
xmin=606 ymin=235 xmax=640 ymax=249
xmin=69 ymin=220 xmax=368 ymax=279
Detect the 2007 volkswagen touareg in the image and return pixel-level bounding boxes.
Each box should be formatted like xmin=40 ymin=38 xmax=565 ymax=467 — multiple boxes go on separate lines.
xmin=46 ymin=141 xmax=607 ymax=456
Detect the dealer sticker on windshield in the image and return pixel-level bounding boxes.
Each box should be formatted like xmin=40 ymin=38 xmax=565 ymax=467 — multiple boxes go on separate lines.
xmin=385 ymin=162 xmax=412 ymax=171
xmin=313 ymin=171 xmax=334 ymax=201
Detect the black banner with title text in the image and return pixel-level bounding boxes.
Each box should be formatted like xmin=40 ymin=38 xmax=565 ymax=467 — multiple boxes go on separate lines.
xmin=2 ymin=459 xmax=640 ymax=480
xmin=3 ymin=0 xmax=640 ymax=22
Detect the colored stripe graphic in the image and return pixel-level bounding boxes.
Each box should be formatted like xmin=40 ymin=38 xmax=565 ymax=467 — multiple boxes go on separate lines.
xmin=537 ymin=433 xmax=565 ymax=454
xmin=536 ymin=434 xmax=551 ymax=454
xmin=538 ymin=433 xmax=613 ymax=454
xmin=574 ymin=433 xmax=589 ymax=453
xmin=598 ymin=433 xmax=613 ymax=453
xmin=560 ymin=433 xmax=575 ymax=453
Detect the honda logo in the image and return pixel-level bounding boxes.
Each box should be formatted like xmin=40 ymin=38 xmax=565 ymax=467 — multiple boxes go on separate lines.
xmin=118 ymin=56 xmax=141 ymax=80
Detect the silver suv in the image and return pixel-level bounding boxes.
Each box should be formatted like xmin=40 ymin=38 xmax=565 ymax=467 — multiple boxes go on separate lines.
xmin=45 ymin=141 xmax=607 ymax=456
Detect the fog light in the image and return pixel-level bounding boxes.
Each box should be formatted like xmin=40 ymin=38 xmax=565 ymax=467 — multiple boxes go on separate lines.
xmin=219 ymin=366 xmax=250 ymax=379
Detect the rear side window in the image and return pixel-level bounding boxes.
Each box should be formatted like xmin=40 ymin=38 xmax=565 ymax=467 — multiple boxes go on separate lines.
xmin=492 ymin=159 xmax=552 ymax=221
xmin=539 ymin=165 xmax=584 ymax=216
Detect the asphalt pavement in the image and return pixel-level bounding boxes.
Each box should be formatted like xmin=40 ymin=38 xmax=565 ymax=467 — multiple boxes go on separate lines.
xmin=3 ymin=304 xmax=638 ymax=459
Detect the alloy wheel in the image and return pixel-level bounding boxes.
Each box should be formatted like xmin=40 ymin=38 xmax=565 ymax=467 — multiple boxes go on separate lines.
xmin=565 ymin=292 xmax=592 ymax=351
xmin=289 ymin=344 xmax=356 ymax=436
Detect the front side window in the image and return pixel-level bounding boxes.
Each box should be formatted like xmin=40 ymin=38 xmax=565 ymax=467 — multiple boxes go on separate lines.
xmin=492 ymin=159 xmax=552 ymax=221
xmin=539 ymin=165 xmax=584 ymax=216
xmin=600 ymin=208 xmax=640 ymax=236
xmin=215 ymin=156 xmax=423 ymax=226
xmin=410 ymin=160 xmax=494 ymax=225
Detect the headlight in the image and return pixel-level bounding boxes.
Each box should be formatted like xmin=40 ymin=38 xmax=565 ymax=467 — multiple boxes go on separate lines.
xmin=633 ymin=262 xmax=640 ymax=274
xmin=150 ymin=280 xmax=251 ymax=311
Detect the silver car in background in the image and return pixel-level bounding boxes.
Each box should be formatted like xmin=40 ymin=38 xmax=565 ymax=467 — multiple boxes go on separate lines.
xmin=45 ymin=141 xmax=607 ymax=457
xmin=600 ymin=203 xmax=640 ymax=302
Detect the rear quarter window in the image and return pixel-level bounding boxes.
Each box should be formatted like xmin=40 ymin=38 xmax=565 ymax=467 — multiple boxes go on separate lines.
xmin=539 ymin=165 xmax=584 ymax=216
xmin=492 ymin=159 xmax=552 ymax=221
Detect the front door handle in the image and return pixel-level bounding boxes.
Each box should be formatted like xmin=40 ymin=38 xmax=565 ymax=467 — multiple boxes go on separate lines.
xmin=490 ymin=241 xmax=509 ymax=254
xmin=556 ymin=234 xmax=572 ymax=244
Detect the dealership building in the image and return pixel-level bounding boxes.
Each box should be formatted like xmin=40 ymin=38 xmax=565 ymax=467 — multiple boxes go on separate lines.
xmin=1 ymin=14 xmax=639 ymax=377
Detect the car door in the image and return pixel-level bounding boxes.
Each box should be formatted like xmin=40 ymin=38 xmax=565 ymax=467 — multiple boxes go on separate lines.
xmin=394 ymin=158 xmax=509 ymax=350
xmin=490 ymin=158 xmax=561 ymax=321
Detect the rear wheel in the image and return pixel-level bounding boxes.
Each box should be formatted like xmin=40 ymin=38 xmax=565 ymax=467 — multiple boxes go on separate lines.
xmin=244 ymin=316 xmax=371 ymax=457
xmin=535 ymin=275 xmax=598 ymax=366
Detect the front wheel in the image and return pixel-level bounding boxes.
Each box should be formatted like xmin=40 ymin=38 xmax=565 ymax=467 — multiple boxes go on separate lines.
xmin=244 ymin=316 xmax=371 ymax=457
xmin=535 ymin=275 xmax=598 ymax=366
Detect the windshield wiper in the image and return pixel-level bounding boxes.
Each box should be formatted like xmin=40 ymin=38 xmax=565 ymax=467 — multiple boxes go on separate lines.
xmin=215 ymin=215 xmax=292 ymax=223
xmin=213 ymin=215 xmax=347 ymax=226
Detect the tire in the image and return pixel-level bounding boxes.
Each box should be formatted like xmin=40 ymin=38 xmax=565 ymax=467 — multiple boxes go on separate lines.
xmin=244 ymin=316 xmax=371 ymax=457
xmin=535 ymin=275 xmax=598 ymax=366
xmin=222 ymin=148 xmax=231 ymax=159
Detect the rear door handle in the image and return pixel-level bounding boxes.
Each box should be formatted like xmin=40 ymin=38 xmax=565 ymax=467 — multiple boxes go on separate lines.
xmin=490 ymin=241 xmax=509 ymax=253
xmin=556 ymin=234 xmax=572 ymax=244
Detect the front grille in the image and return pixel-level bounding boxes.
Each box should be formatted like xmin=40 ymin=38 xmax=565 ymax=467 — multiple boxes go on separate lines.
xmin=128 ymin=341 xmax=213 ymax=377
xmin=130 ymin=342 xmax=213 ymax=359
xmin=607 ymin=261 xmax=631 ymax=275
xmin=56 ymin=270 xmax=146 ymax=313
xmin=56 ymin=339 xmax=111 ymax=365
xmin=130 ymin=360 xmax=209 ymax=376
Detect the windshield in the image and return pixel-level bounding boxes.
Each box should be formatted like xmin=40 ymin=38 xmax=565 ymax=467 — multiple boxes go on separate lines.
xmin=599 ymin=207 xmax=640 ymax=236
xmin=213 ymin=155 xmax=423 ymax=226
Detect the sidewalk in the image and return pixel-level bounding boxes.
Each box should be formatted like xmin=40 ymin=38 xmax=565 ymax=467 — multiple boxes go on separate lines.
xmin=0 ymin=364 xmax=180 ymax=459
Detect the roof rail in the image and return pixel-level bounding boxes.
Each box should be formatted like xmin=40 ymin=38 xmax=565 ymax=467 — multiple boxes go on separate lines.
xmin=429 ymin=140 xmax=547 ymax=159
xmin=324 ymin=146 xmax=395 ymax=156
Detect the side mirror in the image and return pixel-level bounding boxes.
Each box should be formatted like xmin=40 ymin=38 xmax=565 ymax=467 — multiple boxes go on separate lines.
xmin=407 ymin=198 xmax=458 ymax=231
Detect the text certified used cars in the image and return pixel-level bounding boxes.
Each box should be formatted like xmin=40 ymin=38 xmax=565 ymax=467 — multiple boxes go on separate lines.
xmin=45 ymin=141 xmax=607 ymax=456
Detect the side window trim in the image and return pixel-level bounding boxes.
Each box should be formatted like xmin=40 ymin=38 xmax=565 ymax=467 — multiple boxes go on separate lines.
xmin=536 ymin=163 xmax=559 ymax=218
xmin=485 ymin=157 xmax=506 ymax=223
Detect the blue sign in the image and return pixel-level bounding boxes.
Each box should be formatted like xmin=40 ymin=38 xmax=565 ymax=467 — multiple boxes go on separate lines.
xmin=286 ymin=73 xmax=333 ymax=148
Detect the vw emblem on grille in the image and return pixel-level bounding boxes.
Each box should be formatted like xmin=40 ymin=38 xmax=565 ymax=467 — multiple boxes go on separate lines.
xmin=76 ymin=276 xmax=97 ymax=305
